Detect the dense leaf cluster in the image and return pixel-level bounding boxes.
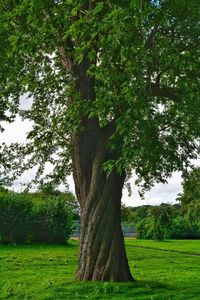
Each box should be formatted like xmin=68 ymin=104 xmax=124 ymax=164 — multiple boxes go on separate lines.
xmin=136 ymin=204 xmax=177 ymax=240
xmin=178 ymin=167 xmax=200 ymax=206
xmin=0 ymin=190 xmax=73 ymax=244
xmin=0 ymin=0 xmax=200 ymax=191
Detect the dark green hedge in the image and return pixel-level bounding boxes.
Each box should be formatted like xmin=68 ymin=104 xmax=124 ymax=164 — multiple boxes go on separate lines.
xmin=0 ymin=192 xmax=72 ymax=244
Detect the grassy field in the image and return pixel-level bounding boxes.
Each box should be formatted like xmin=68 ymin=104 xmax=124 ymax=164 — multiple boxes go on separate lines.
xmin=0 ymin=239 xmax=200 ymax=300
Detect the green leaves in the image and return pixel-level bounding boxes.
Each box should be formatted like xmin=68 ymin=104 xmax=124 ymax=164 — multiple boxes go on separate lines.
xmin=0 ymin=0 xmax=200 ymax=191
xmin=0 ymin=190 xmax=73 ymax=243
xmin=178 ymin=168 xmax=200 ymax=206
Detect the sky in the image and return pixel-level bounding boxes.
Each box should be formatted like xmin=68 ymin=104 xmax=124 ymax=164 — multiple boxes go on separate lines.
xmin=0 ymin=97 xmax=188 ymax=207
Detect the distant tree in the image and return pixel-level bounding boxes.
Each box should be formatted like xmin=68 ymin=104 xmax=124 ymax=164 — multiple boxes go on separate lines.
xmin=149 ymin=204 xmax=175 ymax=240
xmin=0 ymin=185 xmax=9 ymax=194
xmin=136 ymin=204 xmax=175 ymax=240
xmin=121 ymin=204 xmax=150 ymax=224
xmin=183 ymin=201 xmax=200 ymax=235
xmin=0 ymin=176 xmax=12 ymax=191
xmin=176 ymin=168 xmax=200 ymax=235
xmin=178 ymin=168 xmax=200 ymax=206
xmin=121 ymin=204 xmax=134 ymax=223
xmin=37 ymin=182 xmax=63 ymax=197
xmin=132 ymin=205 xmax=151 ymax=223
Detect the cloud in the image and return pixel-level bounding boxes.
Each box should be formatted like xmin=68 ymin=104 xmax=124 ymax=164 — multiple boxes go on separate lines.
xmin=122 ymin=172 xmax=182 ymax=207
xmin=19 ymin=95 xmax=33 ymax=110
xmin=0 ymin=116 xmax=33 ymax=144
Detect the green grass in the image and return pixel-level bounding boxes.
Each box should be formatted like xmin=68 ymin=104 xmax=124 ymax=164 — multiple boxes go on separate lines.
xmin=0 ymin=239 xmax=200 ymax=300
xmin=126 ymin=239 xmax=200 ymax=254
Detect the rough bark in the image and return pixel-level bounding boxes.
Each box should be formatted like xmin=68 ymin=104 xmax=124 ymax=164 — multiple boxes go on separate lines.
xmin=69 ymin=51 xmax=133 ymax=281
xmin=72 ymin=119 xmax=133 ymax=281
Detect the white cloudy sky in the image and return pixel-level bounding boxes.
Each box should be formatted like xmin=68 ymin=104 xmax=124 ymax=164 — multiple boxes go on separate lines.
xmin=0 ymin=97 xmax=194 ymax=207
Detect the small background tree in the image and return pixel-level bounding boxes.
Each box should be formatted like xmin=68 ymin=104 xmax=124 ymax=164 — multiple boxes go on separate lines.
xmin=136 ymin=204 xmax=175 ymax=240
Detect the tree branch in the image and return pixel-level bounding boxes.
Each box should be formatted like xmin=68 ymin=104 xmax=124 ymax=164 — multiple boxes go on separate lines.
xmin=59 ymin=46 xmax=73 ymax=73
xmin=149 ymin=83 xmax=180 ymax=102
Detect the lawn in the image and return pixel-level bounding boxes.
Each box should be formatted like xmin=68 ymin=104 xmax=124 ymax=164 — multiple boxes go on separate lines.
xmin=0 ymin=239 xmax=200 ymax=300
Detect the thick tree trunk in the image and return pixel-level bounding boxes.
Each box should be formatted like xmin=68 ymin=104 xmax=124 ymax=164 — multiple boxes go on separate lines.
xmin=71 ymin=53 xmax=133 ymax=281
xmin=72 ymin=118 xmax=133 ymax=281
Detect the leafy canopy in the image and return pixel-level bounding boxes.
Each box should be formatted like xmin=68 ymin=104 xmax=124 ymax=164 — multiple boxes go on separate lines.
xmin=0 ymin=0 xmax=200 ymax=191
xmin=178 ymin=167 xmax=200 ymax=206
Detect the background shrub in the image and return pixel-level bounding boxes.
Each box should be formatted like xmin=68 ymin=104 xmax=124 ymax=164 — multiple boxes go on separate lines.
xmin=135 ymin=204 xmax=175 ymax=240
xmin=170 ymin=219 xmax=200 ymax=239
xmin=124 ymin=202 xmax=200 ymax=240
xmin=0 ymin=191 xmax=73 ymax=244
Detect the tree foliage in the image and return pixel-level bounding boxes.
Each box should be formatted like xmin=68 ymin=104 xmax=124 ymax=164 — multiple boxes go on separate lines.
xmin=175 ymin=167 xmax=200 ymax=237
xmin=122 ymin=202 xmax=200 ymax=240
xmin=35 ymin=182 xmax=80 ymax=219
xmin=2 ymin=1 xmax=200 ymax=282
xmin=136 ymin=203 xmax=175 ymax=240
xmin=121 ymin=204 xmax=150 ymax=224
xmin=0 ymin=190 xmax=73 ymax=244
xmin=0 ymin=0 xmax=200 ymax=190
xmin=178 ymin=167 xmax=200 ymax=206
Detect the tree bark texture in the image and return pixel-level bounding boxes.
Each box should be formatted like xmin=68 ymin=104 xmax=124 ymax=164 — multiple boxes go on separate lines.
xmin=72 ymin=119 xmax=133 ymax=281
xmin=71 ymin=54 xmax=133 ymax=281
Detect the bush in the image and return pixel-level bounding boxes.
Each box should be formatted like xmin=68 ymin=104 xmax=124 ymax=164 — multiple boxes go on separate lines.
xmin=135 ymin=217 xmax=154 ymax=240
xmin=135 ymin=202 xmax=200 ymax=240
xmin=0 ymin=191 xmax=72 ymax=244
xmin=171 ymin=216 xmax=200 ymax=239
xmin=136 ymin=204 xmax=175 ymax=240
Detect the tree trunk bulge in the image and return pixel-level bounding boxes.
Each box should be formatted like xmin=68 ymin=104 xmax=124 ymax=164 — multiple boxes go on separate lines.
xmin=72 ymin=118 xmax=133 ymax=281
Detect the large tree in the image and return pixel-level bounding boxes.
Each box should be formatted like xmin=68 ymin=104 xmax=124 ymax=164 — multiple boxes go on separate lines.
xmin=0 ymin=0 xmax=200 ymax=281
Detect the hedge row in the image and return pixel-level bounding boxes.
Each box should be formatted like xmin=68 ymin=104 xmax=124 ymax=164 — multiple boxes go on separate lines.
xmin=0 ymin=192 xmax=72 ymax=244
